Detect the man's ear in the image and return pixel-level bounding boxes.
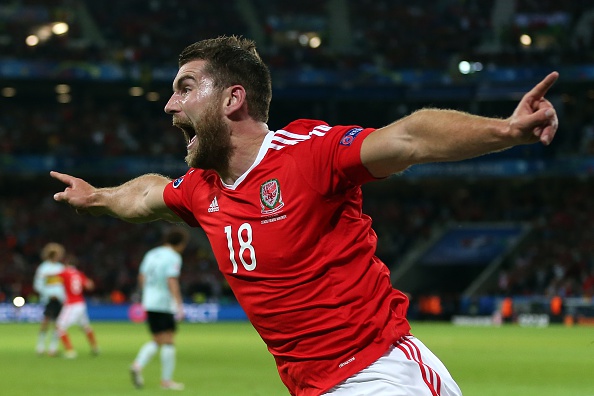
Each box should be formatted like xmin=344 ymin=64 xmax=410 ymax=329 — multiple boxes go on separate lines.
xmin=223 ymin=85 xmax=247 ymax=117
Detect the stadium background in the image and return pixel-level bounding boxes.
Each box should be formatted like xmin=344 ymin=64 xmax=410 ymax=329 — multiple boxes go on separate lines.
xmin=1 ymin=0 xmax=594 ymax=325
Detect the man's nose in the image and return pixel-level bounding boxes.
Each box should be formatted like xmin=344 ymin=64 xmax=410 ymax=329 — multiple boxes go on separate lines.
xmin=164 ymin=94 xmax=181 ymax=114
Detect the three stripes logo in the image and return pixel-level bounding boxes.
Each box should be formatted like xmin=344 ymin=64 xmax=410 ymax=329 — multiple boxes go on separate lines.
xmin=395 ymin=337 xmax=442 ymax=396
xmin=269 ymin=124 xmax=330 ymax=151
xmin=208 ymin=197 xmax=219 ymax=213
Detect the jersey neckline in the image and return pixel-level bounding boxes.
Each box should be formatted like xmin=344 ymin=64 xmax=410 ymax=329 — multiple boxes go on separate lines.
xmin=220 ymin=129 xmax=275 ymax=190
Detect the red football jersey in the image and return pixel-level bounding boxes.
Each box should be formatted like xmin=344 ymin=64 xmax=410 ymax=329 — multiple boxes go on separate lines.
xmin=58 ymin=267 xmax=87 ymax=305
xmin=163 ymin=119 xmax=411 ymax=396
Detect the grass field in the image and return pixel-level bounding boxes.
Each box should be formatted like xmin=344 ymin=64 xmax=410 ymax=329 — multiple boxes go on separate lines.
xmin=0 ymin=321 xmax=592 ymax=395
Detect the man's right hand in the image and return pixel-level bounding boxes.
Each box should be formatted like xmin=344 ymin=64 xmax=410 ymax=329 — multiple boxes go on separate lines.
xmin=50 ymin=171 xmax=98 ymax=215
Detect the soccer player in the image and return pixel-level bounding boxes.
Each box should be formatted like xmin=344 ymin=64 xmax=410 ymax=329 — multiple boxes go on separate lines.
xmin=51 ymin=36 xmax=559 ymax=395
xmin=33 ymin=242 xmax=66 ymax=356
xmin=53 ymin=255 xmax=99 ymax=358
xmin=130 ymin=226 xmax=189 ymax=391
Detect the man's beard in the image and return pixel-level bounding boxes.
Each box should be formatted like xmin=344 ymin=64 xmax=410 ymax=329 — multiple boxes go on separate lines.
xmin=181 ymin=104 xmax=234 ymax=172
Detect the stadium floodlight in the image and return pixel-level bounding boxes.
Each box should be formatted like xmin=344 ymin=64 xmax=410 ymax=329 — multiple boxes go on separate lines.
xmin=520 ymin=34 xmax=532 ymax=47
xmin=297 ymin=33 xmax=322 ymax=48
xmin=458 ymin=61 xmax=483 ymax=75
xmin=458 ymin=61 xmax=471 ymax=74
xmin=55 ymin=84 xmax=71 ymax=94
xmin=25 ymin=35 xmax=39 ymax=46
xmin=309 ymin=36 xmax=322 ymax=49
xmin=52 ymin=22 xmax=69 ymax=35
xmin=1 ymin=87 xmax=16 ymax=97
xmin=13 ymin=296 xmax=25 ymax=308
xmin=37 ymin=25 xmax=52 ymax=41
xmin=146 ymin=92 xmax=160 ymax=102
xmin=129 ymin=87 xmax=144 ymax=97
xmin=298 ymin=34 xmax=309 ymax=46
xmin=57 ymin=94 xmax=72 ymax=103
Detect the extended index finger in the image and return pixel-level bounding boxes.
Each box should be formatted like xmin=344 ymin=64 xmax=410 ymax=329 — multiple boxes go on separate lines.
xmin=50 ymin=170 xmax=73 ymax=185
xmin=527 ymin=71 xmax=559 ymax=100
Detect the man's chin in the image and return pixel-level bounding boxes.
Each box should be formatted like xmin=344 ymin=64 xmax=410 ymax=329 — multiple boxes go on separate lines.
xmin=185 ymin=152 xmax=210 ymax=170
xmin=185 ymin=153 xmax=197 ymax=168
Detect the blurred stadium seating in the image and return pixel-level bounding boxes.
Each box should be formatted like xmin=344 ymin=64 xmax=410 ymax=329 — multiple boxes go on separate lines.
xmin=1 ymin=0 xmax=593 ymax=319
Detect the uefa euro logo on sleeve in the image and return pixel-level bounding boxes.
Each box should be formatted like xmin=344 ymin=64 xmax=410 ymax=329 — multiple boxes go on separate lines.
xmin=173 ymin=176 xmax=184 ymax=188
xmin=339 ymin=128 xmax=363 ymax=146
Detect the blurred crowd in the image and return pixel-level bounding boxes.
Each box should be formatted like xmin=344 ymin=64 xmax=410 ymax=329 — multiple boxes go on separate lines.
xmin=2 ymin=85 xmax=594 ymax=159
xmin=1 ymin=0 xmax=594 ymax=158
xmin=1 ymin=177 xmax=593 ymax=306
xmin=363 ymin=178 xmax=594 ymax=300
xmin=1 ymin=0 xmax=592 ymax=69
xmin=0 ymin=185 xmax=232 ymax=305
xmin=1 ymin=0 xmax=594 ymax=309
xmin=0 ymin=98 xmax=184 ymax=157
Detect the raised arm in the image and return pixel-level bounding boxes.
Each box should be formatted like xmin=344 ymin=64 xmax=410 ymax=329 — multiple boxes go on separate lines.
xmin=361 ymin=72 xmax=559 ymax=177
xmin=50 ymin=171 xmax=182 ymax=223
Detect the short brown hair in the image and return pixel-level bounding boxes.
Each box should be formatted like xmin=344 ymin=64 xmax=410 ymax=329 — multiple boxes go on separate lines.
xmin=164 ymin=226 xmax=190 ymax=247
xmin=41 ymin=243 xmax=65 ymax=262
xmin=178 ymin=35 xmax=272 ymax=123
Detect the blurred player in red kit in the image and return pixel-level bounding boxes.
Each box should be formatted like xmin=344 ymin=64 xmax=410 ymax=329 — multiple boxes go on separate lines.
xmin=53 ymin=255 xmax=99 ymax=358
xmin=51 ymin=36 xmax=559 ymax=395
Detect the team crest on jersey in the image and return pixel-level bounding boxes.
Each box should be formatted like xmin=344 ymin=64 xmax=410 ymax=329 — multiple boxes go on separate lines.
xmin=260 ymin=179 xmax=284 ymax=215
xmin=339 ymin=127 xmax=363 ymax=146
xmin=172 ymin=176 xmax=184 ymax=188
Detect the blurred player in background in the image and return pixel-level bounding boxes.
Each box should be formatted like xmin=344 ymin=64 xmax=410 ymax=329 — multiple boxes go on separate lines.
xmin=33 ymin=242 xmax=66 ymax=356
xmin=130 ymin=226 xmax=189 ymax=391
xmin=52 ymin=36 xmax=559 ymax=395
xmin=53 ymin=254 xmax=99 ymax=358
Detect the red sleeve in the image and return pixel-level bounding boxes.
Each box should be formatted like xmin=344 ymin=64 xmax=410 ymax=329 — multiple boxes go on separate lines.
xmin=162 ymin=169 xmax=201 ymax=227
xmin=283 ymin=120 xmax=381 ymax=196
xmin=331 ymin=125 xmax=379 ymax=187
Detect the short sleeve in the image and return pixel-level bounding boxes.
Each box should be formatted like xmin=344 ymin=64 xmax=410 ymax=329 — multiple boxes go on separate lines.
xmin=163 ymin=169 xmax=200 ymax=227
xmin=166 ymin=256 xmax=182 ymax=278
xmin=283 ymin=121 xmax=380 ymax=196
xmin=330 ymin=126 xmax=379 ymax=187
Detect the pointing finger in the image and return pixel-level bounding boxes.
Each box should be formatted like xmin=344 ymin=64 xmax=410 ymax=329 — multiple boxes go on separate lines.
xmin=50 ymin=170 xmax=72 ymax=184
xmin=525 ymin=71 xmax=559 ymax=101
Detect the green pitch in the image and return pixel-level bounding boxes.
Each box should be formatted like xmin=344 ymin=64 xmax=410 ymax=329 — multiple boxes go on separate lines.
xmin=0 ymin=321 xmax=592 ymax=395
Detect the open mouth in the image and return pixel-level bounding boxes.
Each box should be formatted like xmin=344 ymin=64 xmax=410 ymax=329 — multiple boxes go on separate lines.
xmin=174 ymin=121 xmax=196 ymax=149
xmin=187 ymin=134 xmax=197 ymax=150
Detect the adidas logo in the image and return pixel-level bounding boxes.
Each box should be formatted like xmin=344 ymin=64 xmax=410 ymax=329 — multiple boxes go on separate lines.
xmin=208 ymin=197 xmax=219 ymax=213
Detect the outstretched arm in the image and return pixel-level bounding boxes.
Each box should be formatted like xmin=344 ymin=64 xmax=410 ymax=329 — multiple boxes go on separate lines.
xmin=84 ymin=277 xmax=95 ymax=291
xmin=50 ymin=171 xmax=182 ymax=223
xmin=361 ymin=72 xmax=559 ymax=177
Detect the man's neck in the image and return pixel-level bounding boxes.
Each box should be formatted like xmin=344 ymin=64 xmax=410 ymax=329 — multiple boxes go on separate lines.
xmin=219 ymin=122 xmax=269 ymax=185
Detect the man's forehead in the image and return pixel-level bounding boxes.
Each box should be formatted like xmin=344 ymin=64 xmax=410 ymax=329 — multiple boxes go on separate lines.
xmin=173 ymin=60 xmax=208 ymax=85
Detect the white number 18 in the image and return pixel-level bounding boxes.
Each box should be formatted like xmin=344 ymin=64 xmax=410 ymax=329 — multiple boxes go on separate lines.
xmin=224 ymin=223 xmax=257 ymax=273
